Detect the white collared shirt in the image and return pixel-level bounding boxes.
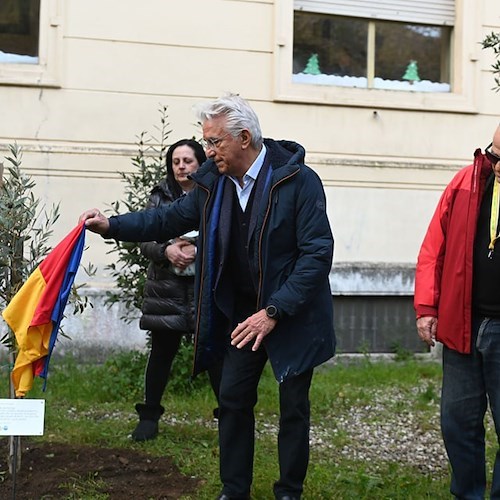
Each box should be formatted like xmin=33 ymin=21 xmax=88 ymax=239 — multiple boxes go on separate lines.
xmin=227 ymin=144 xmax=267 ymax=211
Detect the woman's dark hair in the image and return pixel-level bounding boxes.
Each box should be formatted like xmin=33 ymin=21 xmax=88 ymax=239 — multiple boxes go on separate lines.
xmin=165 ymin=139 xmax=206 ymax=198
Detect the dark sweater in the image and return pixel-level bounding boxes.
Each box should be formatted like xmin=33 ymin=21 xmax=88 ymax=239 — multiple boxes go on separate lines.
xmin=472 ymin=174 xmax=500 ymax=317
xmin=227 ymin=184 xmax=258 ymax=322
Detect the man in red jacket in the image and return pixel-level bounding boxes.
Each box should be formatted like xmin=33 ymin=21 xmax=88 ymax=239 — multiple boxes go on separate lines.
xmin=415 ymin=123 xmax=500 ymax=499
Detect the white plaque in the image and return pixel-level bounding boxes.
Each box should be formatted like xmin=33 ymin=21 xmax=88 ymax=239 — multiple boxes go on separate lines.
xmin=0 ymin=399 xmax=45 ymax=436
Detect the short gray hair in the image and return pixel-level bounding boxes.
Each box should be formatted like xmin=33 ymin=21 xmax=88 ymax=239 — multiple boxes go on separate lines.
xmin=195 ymin=93 xmax=263 ymax=149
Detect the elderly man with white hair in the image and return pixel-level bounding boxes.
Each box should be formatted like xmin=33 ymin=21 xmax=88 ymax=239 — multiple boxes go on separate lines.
xmin=80 ymin=93 xmax=335 ymax=500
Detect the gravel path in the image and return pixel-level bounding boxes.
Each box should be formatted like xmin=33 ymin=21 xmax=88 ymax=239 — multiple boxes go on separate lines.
xmin=73 ymin=384 xmax=477 ymax=477
xmin=254 ymin=385 xmax=449 ymax=476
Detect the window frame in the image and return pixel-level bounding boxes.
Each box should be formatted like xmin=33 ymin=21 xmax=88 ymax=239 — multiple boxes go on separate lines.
xmin=0 ymin=0 xmax=62 ymax=88
xmin=274 ymin=0 xmax=479 ymax=113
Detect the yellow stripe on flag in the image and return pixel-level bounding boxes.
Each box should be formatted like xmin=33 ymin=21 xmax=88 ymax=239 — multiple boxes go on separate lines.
xmin=3 ymin=268 xmax=52 ymax=397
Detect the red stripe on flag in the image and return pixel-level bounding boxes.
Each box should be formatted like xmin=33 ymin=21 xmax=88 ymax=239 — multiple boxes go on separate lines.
xmin=31 ymin=224 xmax=85 ymax=326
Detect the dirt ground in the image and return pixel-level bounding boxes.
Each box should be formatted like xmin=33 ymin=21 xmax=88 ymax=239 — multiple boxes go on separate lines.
xmin=0 ymin=440 xmax=199 ymax=499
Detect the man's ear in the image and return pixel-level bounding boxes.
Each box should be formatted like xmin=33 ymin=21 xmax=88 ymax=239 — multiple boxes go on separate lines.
xmin=240 ymin=129 xmax=252 ymax=149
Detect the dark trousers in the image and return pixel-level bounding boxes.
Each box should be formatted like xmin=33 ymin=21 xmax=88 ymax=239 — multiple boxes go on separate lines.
xmin=441 ymin=316 xmax=500 ymax=499
xmin=218 ymin=342 xmax=313 ymax=499
xmin=145 ymin=331 xmax=183 ymax=406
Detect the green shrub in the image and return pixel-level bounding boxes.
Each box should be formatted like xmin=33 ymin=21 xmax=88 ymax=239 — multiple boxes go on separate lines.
xmin=169 ymin=336 xmax=209 ymax=395
xmin=482 ymin=32 xmax=500 ymax=92
xmin=49 ymin=348 xmax=210 ymax=404
xmin=100 ymin=350 xmax=148 ymax=401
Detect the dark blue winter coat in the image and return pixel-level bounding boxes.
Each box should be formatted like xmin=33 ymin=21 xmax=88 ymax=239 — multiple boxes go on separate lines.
xmin=105 ymin=138 xmax=335 ymax=382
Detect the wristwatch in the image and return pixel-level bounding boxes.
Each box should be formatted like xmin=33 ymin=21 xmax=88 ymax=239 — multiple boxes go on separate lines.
xmin=265 ymin=304 xmax=280 ymax=320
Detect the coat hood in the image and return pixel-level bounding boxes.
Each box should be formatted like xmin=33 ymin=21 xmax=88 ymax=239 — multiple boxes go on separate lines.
xmin=264 ymin=139 xmax=306 ymax=169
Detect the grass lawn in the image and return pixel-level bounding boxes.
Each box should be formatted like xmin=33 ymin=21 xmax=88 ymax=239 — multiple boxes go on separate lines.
xmin=2 ymin=352 xmax=497 ymax=499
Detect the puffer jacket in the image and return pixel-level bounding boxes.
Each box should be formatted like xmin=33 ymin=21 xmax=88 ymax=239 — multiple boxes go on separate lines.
xmin=139 ymin=179 xmax=196 ymax=333
xmin=414 ymin=148 xmax=491 ymax=353
xmin=105 ymin=138 xmax=336 ymax=382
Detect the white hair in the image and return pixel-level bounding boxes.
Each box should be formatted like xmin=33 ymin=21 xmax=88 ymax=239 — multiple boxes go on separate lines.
xmin=195 ymin=93 xmax=263 ymax=149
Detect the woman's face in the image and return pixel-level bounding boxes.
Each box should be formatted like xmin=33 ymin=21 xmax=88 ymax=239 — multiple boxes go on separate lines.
xmin=171 ymin=145 xmax=200 ymax=191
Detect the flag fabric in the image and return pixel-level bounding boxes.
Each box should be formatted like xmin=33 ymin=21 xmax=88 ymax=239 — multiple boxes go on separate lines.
xmin=2 ymin=223 xmax=86 ymax=397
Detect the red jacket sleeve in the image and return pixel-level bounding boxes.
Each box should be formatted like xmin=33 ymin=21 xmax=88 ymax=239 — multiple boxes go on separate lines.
xmin=414 ymin=184 xmax=454 ymax=318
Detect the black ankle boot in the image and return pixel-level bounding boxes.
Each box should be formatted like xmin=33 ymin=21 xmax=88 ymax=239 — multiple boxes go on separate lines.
xmin=131 ymin=403 xmax=165 ymax=442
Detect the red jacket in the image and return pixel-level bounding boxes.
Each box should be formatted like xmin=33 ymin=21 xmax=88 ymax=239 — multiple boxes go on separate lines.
xmin=414 ymin=149 xmax=491 ymax=353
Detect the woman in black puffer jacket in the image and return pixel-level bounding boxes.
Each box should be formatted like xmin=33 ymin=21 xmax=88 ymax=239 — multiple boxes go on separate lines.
xmin=132 ymin=139 xmax=220 ymax=441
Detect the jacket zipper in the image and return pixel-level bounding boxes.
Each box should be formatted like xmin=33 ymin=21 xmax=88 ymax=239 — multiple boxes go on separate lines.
xmin=192 ymin=184 xmax=211 ymax=375
xmin=256 ymin=170 xmax=299 ymax=309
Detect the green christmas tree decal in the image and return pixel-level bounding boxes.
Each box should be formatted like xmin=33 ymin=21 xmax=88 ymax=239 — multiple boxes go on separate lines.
xmin=303 ymin=53 xmax=321 ymax=75
xmin=402 ymin=60 xmax=420 ymax=83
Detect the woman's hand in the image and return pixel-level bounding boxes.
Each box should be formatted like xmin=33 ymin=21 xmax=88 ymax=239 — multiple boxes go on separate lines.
xmin=165 ymin=240 xmax=196 ymax=270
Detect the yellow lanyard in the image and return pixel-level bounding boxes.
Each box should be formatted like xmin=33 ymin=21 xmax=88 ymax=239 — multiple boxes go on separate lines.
xmin=489 ymin=180 xmax=500 ymax=258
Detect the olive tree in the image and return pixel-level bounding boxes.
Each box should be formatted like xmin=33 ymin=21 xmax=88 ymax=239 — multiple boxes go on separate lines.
xmin=482 ymin=32 xmax=500 ymax=92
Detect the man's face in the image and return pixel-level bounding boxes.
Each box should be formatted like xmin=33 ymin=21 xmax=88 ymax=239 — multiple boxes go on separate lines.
xmin=489 ymin=132 xmax=500 ymax=183
xmin=202 ymin=117 xmax=242 ymax=177
xmin=492 ymin=155 xmax=500 ymax=184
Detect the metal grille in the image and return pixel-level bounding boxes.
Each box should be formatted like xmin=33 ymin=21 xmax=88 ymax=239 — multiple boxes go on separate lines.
xmin=333 ymin=295 xmax=426 ymax=353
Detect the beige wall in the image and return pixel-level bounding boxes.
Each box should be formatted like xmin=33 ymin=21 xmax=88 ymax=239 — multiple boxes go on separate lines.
xmin=0 ymin=0 xmax=499 ymax=293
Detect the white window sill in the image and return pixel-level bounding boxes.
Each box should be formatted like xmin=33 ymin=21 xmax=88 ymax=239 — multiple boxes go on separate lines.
xmin=292 ymin=73 xmax=451 ymax=93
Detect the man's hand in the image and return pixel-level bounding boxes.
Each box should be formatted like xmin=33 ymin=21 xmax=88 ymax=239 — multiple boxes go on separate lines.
xmin=166 ymin=240 xmax=195 ymax=270
xmin=78 ymin=209 xmax=110 ymax=235
xmin=416 ymin=316 xmax=437 ymax=347
xmin=231 ymin=309 xmax=277 ymax=351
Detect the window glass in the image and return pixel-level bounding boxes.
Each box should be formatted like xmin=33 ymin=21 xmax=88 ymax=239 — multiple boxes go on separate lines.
xmin=375 ymin=21 xmax=451 ymax=84
xmin=293 ymin=13 xmax=367 ymax=78
xmin=293 ymin=11 xmax=451 ymax=93
xmin=0 ymin=0 xmax=40 ymax=64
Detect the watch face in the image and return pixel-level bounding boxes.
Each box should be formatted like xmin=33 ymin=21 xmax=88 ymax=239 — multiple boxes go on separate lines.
xmin=266 ymin=305 xmax=278 ymax=319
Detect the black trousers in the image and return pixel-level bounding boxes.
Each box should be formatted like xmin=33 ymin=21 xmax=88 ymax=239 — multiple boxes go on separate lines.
xmin=218 ymin=341 xmax=313 ymax=499
xmin=144 ymin=331 xmax=183 ymax=406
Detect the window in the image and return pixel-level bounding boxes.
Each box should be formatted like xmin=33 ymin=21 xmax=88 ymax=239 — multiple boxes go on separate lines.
xmin=0 ymin=0 xmax=40 ymax=64
xmin=293 ymin=12 xmax=452 ymax=92
xmin=0 ymin=0 xmax=62 ymax=87
xmin=274 ymin=0 xmax=479 ymax=112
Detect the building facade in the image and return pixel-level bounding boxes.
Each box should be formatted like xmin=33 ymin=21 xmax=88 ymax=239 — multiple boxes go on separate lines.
xmin=1 ymin=0 xmax=499 ymax=355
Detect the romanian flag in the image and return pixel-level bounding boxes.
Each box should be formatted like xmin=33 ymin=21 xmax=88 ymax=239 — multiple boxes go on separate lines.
xmin=2 ymin=223 xmax=86 ymax=397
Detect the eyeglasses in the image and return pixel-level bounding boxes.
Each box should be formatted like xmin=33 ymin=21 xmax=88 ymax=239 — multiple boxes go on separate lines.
xmin=201 ymin=132 xmax=232 ymax=150
xmin=486 ymin=143 xmax=500 ymax=165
